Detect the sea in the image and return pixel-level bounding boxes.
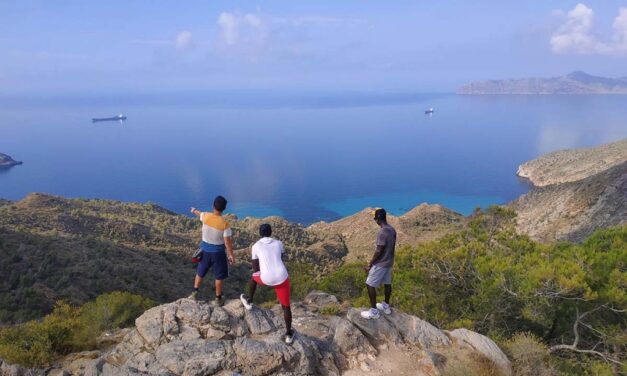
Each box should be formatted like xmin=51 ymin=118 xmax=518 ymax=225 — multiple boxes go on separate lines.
xmin=1 ymin=92 xmax=626 ymax=224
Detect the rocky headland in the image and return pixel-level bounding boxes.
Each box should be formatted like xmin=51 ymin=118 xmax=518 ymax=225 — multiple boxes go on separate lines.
xmin=516 ymin=138 xmax=627 ymax=186
xmin=0 ymin=153 xmax=22 ymax=168
xmin=0 ymin=292 xmax=512 ymax=376
xmin=511 ymin=138 xmax=627 ymax=242
xmin=457 ymin=71 xmax=627 ymax=95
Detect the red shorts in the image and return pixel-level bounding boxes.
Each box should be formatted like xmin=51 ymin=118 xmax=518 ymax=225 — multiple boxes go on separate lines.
xmin=252 ymin=272 xmax=291 ymax=307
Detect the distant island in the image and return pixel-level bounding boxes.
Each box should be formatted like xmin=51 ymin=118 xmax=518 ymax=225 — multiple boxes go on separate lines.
xmin=0 ymin=153 xmax=22 ymax=168
xmin=457 ymin=71 xmax=627 ymax=95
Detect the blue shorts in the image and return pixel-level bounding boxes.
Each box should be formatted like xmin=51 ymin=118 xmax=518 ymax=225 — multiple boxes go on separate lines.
xmin=197 ymin=251 xmax=229 ymax=280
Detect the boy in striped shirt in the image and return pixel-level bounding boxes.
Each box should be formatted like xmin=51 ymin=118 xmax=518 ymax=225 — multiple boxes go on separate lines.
xmin=188 ymin=195 xmax=235 ymax=306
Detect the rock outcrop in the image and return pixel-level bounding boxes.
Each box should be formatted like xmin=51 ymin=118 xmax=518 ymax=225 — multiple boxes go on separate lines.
xmin=512 ymin=161 xmax=627 ymax=242
xmin=511 ymin=138 xmax=627 ymax=243
xmin=0 ymin=153 xmax=22 ymax=168
xmin=458 ymin=71 xmax=627 ymax=95
xmin=12 ymin=292 xmax=511 ymax=376
xmin=516 ymin=138 xmax=627 ymax=186
xmin=309 ymin=203 xmax=463 ymax=263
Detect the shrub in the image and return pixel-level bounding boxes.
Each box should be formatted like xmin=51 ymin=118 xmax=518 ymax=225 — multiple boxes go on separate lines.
xmin=0 ymin=302 xmax=78 ymax=367
xmin=0 ymin=292 xmax=153 ymax=367
xmin=72 ymin=291 xmax=155 ymax=348
xmin=503 ymin=333 xmax=553 ymax=376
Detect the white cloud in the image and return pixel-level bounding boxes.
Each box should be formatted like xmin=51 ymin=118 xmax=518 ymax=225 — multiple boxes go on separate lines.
xmin=551 ymin=3 xmax=627 ymax=55
xmin=175 ymin=31 xmax=193 ymax=49
xmin=218 ymin=12 xmax=266 ymax=46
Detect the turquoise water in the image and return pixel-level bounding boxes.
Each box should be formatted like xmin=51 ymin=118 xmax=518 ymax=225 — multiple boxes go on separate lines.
xmin=322 ymin=190 xmax=504 ymax=217
xmin=1 ymin=92 xmax=626 ymax=223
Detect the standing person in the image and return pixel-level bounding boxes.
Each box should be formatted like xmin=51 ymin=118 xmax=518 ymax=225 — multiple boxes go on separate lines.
xmin=239 ymin=223 xmax=294 ymax=344
xmin=188 ymin=195 xmax=235 ymax=306
xmin=361 ymin=208 xmax=397 ymax=319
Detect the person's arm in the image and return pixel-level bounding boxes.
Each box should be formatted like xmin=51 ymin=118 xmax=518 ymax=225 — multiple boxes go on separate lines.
xmin=251 ymin=244 xmax=260 ymax=272
xmin=366 ymin=245 xmax=385 ymax=271
xmin=365 ymin=230 xmax=386 ymax=272
xmin=225 ymin=236 xmax=235 ymax=264
xmin=251 ymin=259 xmax=260 ymax=272
xmin=190 ymin=207 xmax=202 ymax=218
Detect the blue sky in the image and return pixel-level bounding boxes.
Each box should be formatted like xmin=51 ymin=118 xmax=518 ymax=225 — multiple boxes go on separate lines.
xmin=1 ymin=1 xmax=626 ymax=94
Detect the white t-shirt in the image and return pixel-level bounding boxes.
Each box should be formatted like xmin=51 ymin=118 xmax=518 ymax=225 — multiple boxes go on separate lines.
xmin=251 ymin=237 xmax=289 ymax=286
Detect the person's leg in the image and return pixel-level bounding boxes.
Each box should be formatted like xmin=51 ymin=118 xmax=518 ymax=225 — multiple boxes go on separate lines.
xmin=276 ymin=278 xmax=294 ymax=343
xmin=212 ymin=251 xmax=229 ymax=303
xmin=241 ymin=272 xmax=263 ymax=309
xmin=194 ymin=275 xmax=203 ymax=289
xmin=246 ymin=278 xmax=258 ymax=302
xmin=367 ymin=284 xmax=377 ymax=309
xmin=283 ymin=305 xmax=292 ymax=334
xmin=190 ymin=253 xmax=210 ymax=299
xmin=215 ymin=279 xmax=223 ymax=297
xmin=362 ymin=266 xmax=382 ymax=319
xmin=384 ymin=284 xmax=392 ymax=304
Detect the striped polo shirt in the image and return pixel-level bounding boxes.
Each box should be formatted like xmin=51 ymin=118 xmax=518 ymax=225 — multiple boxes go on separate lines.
xmin=199 ymin=212 xmax=232 ymax=252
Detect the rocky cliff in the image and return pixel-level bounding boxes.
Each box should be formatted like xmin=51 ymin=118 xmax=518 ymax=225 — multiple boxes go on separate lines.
xmin=0 ymin=153 xmax=22 ymax=168
xmin=0 ymin=292 xmax=512 ymax=376
xmin=511 ymin=138 xmax=627 ymax=242
xmin=516 ymin=138 xmax=627 ymax=186
xmin=457 ymin=71 xmax=627 ymax=95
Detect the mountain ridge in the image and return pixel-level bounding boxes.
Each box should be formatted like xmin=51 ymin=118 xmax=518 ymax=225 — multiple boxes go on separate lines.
xmin=458 ymin=71 xmax=627 ymax=94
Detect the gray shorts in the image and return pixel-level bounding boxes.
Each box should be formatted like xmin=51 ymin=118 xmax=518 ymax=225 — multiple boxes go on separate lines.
xmin=366 ymin=265 xmax=392 ymax=287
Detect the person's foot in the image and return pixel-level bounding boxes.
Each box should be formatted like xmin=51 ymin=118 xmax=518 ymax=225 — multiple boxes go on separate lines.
xmin=214 ymin=295 xmax=224 ymax=307
xmin=240 ymin=294 xmax=253 ymax=310
xmin=187 ymin=291 xmax=198 ymax=301
xmin=360 ymin=308 xmax=380 ymax=320
xmin=376 ymin=302 xmax=392 ymax=315
xmin=283 ymin=330 xmax=294 ymax=345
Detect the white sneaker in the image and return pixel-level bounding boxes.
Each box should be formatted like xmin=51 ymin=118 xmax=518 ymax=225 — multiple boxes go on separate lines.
xmin=240 ymin=294 xmax=253 ymax=310
xmin=376 ymin=302 xmax=392 ymax=315
xmin=360 ymin=308 xmax=380 ymax=320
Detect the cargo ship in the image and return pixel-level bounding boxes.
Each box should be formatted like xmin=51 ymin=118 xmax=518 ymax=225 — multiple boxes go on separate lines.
xmin=92 ymin=114 xmax=127 ymax=122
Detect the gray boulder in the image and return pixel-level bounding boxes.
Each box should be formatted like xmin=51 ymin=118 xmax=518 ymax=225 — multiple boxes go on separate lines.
xmin=449 ymin=328 xmax=512 ymax=376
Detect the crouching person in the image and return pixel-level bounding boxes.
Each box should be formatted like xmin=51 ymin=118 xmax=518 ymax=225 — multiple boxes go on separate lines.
xmin=240 ymin=223 xmax=294 ymax=344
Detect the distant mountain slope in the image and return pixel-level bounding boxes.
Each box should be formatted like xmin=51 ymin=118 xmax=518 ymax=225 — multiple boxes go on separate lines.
xmin=512 ymin=160 xmax=627 ymax=243
xmin=458 ymin=71 xmax=627 ymax=94
xmin=517 ymin=138 xmax=627 ymax=186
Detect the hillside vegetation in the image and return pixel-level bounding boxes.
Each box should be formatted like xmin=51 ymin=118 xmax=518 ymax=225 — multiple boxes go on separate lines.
xmin=319 ymin=207 xmax=626 ymax=375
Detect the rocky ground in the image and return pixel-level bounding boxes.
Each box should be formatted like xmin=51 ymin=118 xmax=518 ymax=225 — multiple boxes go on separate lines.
xmin=516 ymin=137 xmax=627 ymax=186
xmin=0 ymin=292 xmax=512 ymax=376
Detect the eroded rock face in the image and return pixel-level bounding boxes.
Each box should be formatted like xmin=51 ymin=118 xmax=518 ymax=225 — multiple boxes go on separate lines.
xmin=9 ymin=292 xmax=511 ymax=376
xmin=449 ymin=328 xmax=512 ymax=376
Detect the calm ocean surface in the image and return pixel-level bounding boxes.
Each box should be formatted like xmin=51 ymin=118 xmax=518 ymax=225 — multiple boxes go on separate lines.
xmin=1 ymin=93 xmax=626 ymax=224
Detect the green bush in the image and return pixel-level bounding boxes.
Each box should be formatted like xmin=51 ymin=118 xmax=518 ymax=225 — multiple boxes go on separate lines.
xmin=503 ymin=333 xmax=554 ymax=376
xmin=0 ymin=292 xmax=154 ymax=367
xmin=72 ymin=291 xmax=155 ymax=348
